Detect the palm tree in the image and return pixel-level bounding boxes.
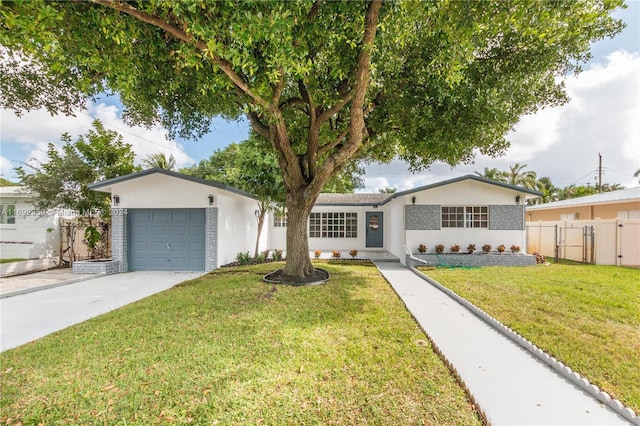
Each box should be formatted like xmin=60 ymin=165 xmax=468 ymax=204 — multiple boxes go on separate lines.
xmin=532 ymin=177 xmax=558 ymax=204
xmin=504 ymin=163 xmax=537 ymax=189
xmin=142 ymin=153 xmax=176 ymax=171
xmin=474 ymin=167 xmax=506 ymax=182
xmin=634 ymin=168 xmax=640 ymax=184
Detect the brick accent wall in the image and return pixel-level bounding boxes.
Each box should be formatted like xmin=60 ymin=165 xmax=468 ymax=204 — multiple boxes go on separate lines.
xmin=111 ymin=209 xmax=128 ymax=272
xmin=489 ymin=205 xmax=524 ymax=230
xmin=405 ymin=205 xmax=441 ymax=230
xmin=73 ymin=259 xmax=120 ymax=274
xmin=205 ymin=208 xmax=218 ymax=271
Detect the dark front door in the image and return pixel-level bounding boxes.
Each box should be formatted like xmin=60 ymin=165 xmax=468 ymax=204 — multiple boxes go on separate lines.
xmin=366 ymin=212 xmax=383 ymax=248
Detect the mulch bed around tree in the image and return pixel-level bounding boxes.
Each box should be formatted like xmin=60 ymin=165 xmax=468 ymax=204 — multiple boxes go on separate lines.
xmin=263 ymin=268 xmax=330 ymax=286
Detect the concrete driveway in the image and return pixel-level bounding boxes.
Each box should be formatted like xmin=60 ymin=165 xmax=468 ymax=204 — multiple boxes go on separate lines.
xmin=0 ymin=271 xmax=205 ymax=352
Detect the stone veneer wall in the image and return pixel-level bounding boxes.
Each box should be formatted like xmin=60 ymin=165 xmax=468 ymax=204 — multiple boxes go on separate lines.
xmin=205 ymin=208 xmax=218 ymax=272
xmin=73 ymin=259 xmax=120 ymax=275
xmin=111 ymin=209 xmax=128 ymax=272
xmin=489 ymin=205 xmax=524 ymax=230
xmin=407 ymin=253 xmax=536 ymax=267
xmin=405 ymin=205 xmax=441 ymax=230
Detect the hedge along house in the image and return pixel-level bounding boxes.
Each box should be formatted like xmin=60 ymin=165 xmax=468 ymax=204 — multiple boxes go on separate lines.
xmin=267 ymin=175 xmax=541 ymax=265
xmin=88 ymin=168 xmax=261 ymax=272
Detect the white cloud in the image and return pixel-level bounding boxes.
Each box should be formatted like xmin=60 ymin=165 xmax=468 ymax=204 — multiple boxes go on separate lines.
xmin=1 ymin=101 xmax=195 ymax=171
xmin=361 ymin=50 xmax=640 ymax=191
xmin=0 ymin=155 xmax=13 ymax=179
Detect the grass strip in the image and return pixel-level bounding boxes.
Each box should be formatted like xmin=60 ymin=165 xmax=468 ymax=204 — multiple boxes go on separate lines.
xmin=1 ymin=262 xmax=481 ymax=425
xmin=422 ymin=264 xmax=640 ymax=413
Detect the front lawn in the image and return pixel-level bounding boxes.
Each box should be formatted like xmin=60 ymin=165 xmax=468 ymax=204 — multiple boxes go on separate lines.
xmin=0 ymin=258 xmax=26 ymax=264
xmin=422 ymin=264 xmax=640 ymax=413
xmin=0 ymin=262 xmax=481 ymax=425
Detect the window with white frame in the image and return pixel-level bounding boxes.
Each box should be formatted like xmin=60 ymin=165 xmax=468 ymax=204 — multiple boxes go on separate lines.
xmin=442 ymin=206 xmax=488 ymax=228
xmin=273 ymin=212 xmax=287 ymax=227
xmin=309 ymin=212 xmax=358 ymax=238
xmin=0 ymin=204 xmax=16 ymax=224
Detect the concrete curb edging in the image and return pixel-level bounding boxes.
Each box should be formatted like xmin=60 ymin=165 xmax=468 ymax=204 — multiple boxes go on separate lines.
xmin=372 ymin=263 xmax=490 ymax=425
xmin=409 ymin=265 xmax=639 ymax=426
xmin=0 ymin=273 xmax=107 ymax=299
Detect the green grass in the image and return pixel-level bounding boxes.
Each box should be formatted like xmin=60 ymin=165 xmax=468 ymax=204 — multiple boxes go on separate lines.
xmin=0 ymin=262 xmax=481 ymax=425
xmin=0 ymin=258 xmax=26 ymax=264
xmin=421 ymin=264 xmax=640 ymax=413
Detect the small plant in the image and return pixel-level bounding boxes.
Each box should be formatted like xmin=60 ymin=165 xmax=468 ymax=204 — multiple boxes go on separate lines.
xmin=417 ymin=244 xmax=427 ymax=254
xmin=256 ymin=253 xmax=266 ymax=263
xmin=467 ymin=244 xmax=476 ymax=254
xmin=331 ymin=250 xmax=342 ymax=259
xmin=497 ymin=244 xmax=506 ymax=254
xmin=450 ymin=244 xmax=460 ymax=253
xmin=435 ymin=244 xmax=445 ymax=254
xmin=482 ymin=244 xmax=492 ymax=253
xmin=236 ymin=251 xmax=251 ymax=265
xmin=262 ymin=249 xmax=271 ymax=259
xmin=533 ymin=252 xmax=546 ymax=264
xmin=271 ymin=249 xmax=284 ymax=261
xmin=510 ymin=245 xmax=521 ymax=254
xmin=314 ymin=249 xmax=322 ymax=259
xmin=349 ymin=249 xmax=358 ymax=258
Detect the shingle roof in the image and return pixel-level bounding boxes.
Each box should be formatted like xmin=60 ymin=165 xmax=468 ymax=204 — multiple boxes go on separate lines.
xmin=526 ymin=187 xmax=640 ymax=210
xmin=316 ymin=193 xmax=390 ymax=206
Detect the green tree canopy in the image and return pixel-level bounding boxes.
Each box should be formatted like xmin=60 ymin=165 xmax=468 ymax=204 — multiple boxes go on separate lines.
xmin=16 ymin=119 xmax=139 ymax=216
xmin=142 ymin=152 xmax=176 ymax=171
xmin=0 ymin=1 xmax=624 ymax=277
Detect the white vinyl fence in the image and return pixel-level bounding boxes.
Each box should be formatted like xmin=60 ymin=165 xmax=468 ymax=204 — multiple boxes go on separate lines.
xmin=526 ymin=219 xmax=640 ymax=267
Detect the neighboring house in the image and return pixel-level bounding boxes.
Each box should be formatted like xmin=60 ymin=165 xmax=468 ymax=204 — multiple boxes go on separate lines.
xmin=0 ymin=186 xmax=61 ymax=259
xmin=268 ymin=175 xmax=541 ymax=265
xmin=88 ymin=168 xmax=261 ymax=272
xmin=526 ymin=187 xmax=640 ymax=221
xmin=88 ymin=171 xmax=540 ymax=272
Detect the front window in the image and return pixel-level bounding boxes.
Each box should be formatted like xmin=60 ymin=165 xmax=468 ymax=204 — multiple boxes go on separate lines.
xmin=1 ymin=204 xmax=16 ymax=224
xmin=273 ymin=213 xmax=287 ymax=227
xmin=309 ymin=212 xmax=358 ymax=238
xmin=442 ymin=206 xmax=487 ymax=228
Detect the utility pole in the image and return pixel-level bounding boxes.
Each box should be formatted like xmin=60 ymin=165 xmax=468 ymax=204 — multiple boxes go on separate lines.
xmin=598 ymin=153 xmax=603 ymax=194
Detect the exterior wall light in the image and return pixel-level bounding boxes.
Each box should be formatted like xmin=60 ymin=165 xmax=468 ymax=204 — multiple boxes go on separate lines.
xmin=112 ymin=195 xmax=120 ymax=206
xmin=411 ymin=196 xmax=416 ymax=205
xmin=515 ymin=195 xmax=521 ymax=204
xmin=208 ymin=195 xmax=215 ymax=205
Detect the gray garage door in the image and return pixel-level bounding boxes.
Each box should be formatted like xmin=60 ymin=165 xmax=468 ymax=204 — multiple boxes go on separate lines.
xmin=128 ymin=209 xmax=205 ymax=271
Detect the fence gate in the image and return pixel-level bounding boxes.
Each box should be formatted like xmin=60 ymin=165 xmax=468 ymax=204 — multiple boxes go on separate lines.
xmin=559 ymin=225 xmax=594 ymax=264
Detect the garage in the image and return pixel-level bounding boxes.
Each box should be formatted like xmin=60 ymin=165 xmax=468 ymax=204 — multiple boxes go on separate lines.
xmin=128 ymin=209 xmax=205 ymax=271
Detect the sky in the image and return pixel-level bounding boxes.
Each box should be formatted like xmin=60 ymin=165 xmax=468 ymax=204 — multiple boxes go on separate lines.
xmin=1 ymin=2 xmax=638 ymax=191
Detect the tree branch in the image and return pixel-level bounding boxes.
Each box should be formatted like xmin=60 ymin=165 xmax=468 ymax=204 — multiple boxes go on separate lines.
xmin=90 ymin=0 xmax=270 ymax=109
xmin=247 ymin=112 xmax=271 ymax=140
xmin=318 ymin=127 xmax=350 ymax=156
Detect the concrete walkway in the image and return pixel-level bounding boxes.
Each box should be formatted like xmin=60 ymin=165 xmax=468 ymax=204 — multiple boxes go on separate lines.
xmin=374 ymin=261 xmax=633 ymax=426
xmin=0 ymin=271 xmax=205 ymax=352
xmin=0 ymin=268 xmax=97 ymax=298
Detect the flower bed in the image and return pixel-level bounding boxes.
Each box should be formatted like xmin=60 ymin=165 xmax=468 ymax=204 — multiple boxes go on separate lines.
xmin=408 ymin=253 xmax=536 ymax=268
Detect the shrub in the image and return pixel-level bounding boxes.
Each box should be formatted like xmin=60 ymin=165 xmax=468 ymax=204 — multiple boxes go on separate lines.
xmin=497 ymin=244 xmax=506 ymax=254
xmin=256 ymin=254 xmax=266 ymax=263
xmin=331 ymin=250 xmax=342 ymax=259
xmin=510 ymin=245 xmax=521 ymax=254
xmin=482 ymin=244 xmax=492 ymax=253
xmin=533 ymin=252 xmax=546 ymax=264
xmin=261 ymin=249 xmax=271 ymax=259
xmin=314 ymin=249 xmax=322 ymax=259
xmin=236 ymin=251 xmax=251 ymax=265
xmin=467 ymin=244 xmax=476 ymax=254
xmin=271 ymin=249 xmax=284 ymax=261
xmin=435 ymin=244 xmax=445 ymax=254
xmin=417 ymin=244 xmax=427 ymax=254
xmin=450 ymin=244 xmax=460 ymax=253
xmin=349 ymin=249 xmax=358 ymax=258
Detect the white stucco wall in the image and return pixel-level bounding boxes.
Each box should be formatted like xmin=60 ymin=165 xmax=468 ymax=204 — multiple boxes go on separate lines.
xmin=384 ymin=199 xmax=406 ymax=263
xmin=216 ymin=191 xmax=262 ymax=266
xmin=403 ymin=179 xmax=528 ymax=254
xmin=0 ymin=189 xmax=61 ymax=259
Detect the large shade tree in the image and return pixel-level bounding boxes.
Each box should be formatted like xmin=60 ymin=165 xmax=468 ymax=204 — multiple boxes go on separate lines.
xmin=0 ymin=0 xmax=624 ymax=278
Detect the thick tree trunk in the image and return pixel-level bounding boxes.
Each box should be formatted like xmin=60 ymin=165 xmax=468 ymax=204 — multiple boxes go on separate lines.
xmin=282 ymin=190 xmax=315 ymax=278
